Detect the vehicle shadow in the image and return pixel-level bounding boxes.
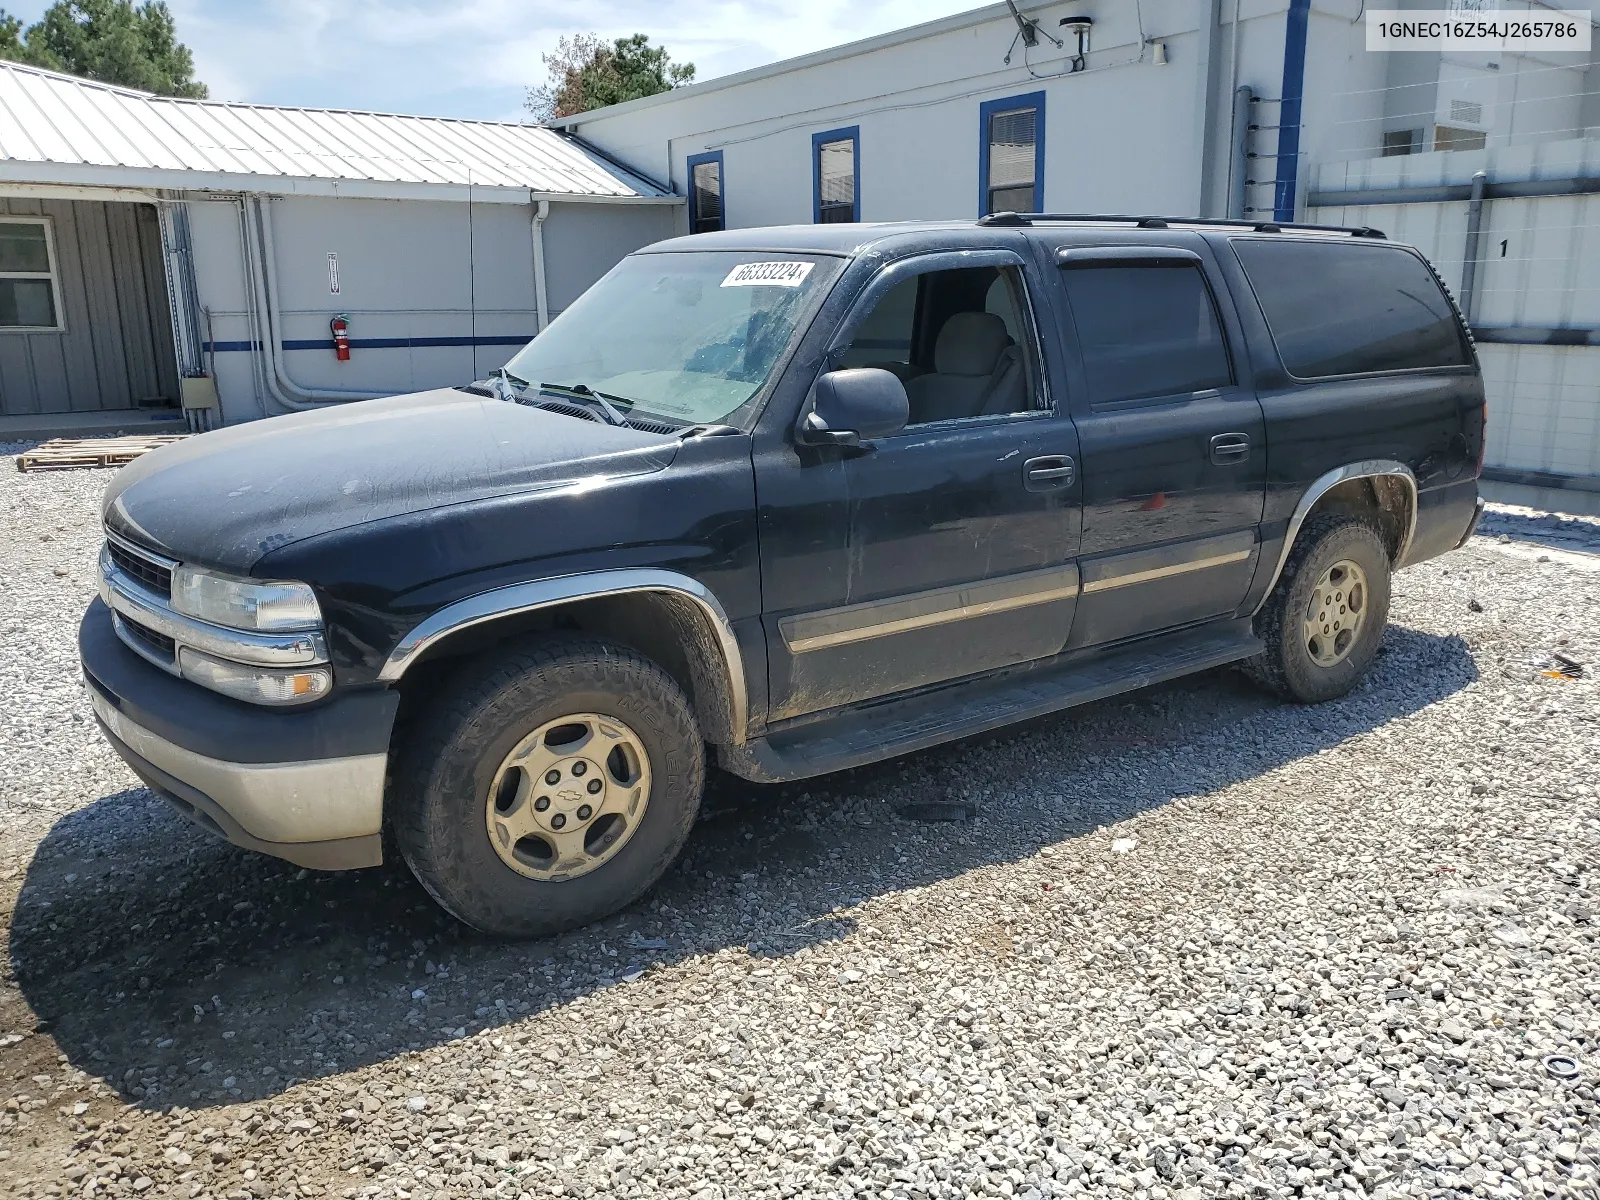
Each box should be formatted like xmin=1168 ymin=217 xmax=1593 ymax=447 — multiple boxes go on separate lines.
xmin=1477 ymin=505 xmax=1600 ymax=556
xmin=9 ymin=623 xmax=1477 ymax=1111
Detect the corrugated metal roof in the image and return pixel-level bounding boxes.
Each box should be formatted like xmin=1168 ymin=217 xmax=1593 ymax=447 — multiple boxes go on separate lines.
xmin=0 ymin=61 xmax=670 ymax=201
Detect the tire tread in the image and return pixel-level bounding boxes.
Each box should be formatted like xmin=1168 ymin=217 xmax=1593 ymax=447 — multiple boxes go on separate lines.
xmin=391 ymin=636 xmax=704 ymax=939
xmin=1245 ymin=511 xmax=1389 ymax=702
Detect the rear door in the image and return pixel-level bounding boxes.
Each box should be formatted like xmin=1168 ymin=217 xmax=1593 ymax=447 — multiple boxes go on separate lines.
xmin=1046 ymin=242 xmax=1267 ymax=649
xmin=753 ymin=247 xmax=1083 ymax=723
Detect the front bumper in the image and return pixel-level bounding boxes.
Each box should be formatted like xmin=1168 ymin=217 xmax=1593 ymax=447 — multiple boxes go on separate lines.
xmin=80 ymin=599 xmax=397 ymax=871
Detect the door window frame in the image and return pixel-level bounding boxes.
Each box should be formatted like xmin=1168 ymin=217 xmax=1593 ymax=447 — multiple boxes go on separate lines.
xmin=1051 ymin=243 xmax=1255 ymax=416
xmin=978 ymin=91 xmax=1046 ymax=217
xmin=812 ymin=126 xmax=860 ymax=224
xmin=824 ymin=248 xmax=1054 ymax=432
xmin=0 ymin=215 xmax=64 ymax=333
xmin=686 ymin=151 xmax=725 ymax=234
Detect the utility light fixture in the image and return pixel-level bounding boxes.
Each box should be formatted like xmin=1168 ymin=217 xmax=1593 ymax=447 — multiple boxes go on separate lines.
xmin=1059 ymin=15 xmax=1093 ymax=71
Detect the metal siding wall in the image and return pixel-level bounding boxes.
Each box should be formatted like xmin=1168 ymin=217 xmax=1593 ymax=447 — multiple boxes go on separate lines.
xmin=0 ymin=196 xmax=178 ymax=417
xmin=188 ymin=194 xmax=683 ymax=420
xmin=137 ymin=204 xmax=181 ymax=396
xmin=539 ymin=202 xmax=678 ymax=319
xmin=184 ymin=197 xmax=261 ymax=424
xmin=1312 ymin=169 xmax=1600 ymax=483
xmin=262 ymin=195 xmax=531 ymax=394
xmin=73 ymin=200 xmax=134 ymax=409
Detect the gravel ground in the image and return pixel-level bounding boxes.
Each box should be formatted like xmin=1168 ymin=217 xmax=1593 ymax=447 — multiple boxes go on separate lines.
xmin=2 ymin=445 xmax=1599 ymax=1200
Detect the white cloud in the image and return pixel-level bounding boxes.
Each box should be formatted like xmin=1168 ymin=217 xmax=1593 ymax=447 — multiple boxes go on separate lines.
xmin=113 ymin=0 xmax=987 ymax=120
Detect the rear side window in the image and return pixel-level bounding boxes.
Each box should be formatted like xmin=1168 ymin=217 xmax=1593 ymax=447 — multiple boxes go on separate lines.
xmin=1060 ymin=263 xmax=1233 ymax=405
xmin=1231 ymin=239 xmax=1468 ymax=378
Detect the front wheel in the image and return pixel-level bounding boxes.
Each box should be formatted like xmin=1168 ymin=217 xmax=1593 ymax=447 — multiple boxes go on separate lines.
xmin=393 ymin=636 xmax=705 ymax=939
xmin=1245 ymin=513 xmax=1391 ymax=703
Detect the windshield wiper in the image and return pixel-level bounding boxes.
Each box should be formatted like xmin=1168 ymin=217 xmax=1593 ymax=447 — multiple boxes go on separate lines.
xmin=485 ymin=368 xmax=530 ymax=403
xmin=538 ymin=382 xmax=633 ymax=427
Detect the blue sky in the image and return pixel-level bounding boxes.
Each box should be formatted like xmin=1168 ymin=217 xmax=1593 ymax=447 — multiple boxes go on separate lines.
xmin=6 ymin=0 xmax=982 ymax=119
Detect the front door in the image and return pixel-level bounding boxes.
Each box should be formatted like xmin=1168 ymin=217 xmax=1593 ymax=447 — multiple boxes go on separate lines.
xmin=754 ymin=249 xmax=1082 ymax=723
xmin=1046 ymin=243 xmax=1267 ymax=649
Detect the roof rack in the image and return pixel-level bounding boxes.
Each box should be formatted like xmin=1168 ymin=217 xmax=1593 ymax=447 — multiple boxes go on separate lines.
xmin=976 ymin=212 xmax=1387 ymax=239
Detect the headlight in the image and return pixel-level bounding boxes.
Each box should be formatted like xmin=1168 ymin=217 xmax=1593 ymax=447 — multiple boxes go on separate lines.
xmin=178 ymin=647 xmax=332 ymax=706
xmin=172 ymin=566 xmax=322 ymax=631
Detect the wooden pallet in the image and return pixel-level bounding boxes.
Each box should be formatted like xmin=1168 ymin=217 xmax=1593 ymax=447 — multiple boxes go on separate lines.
xmin=15 ymin=434 xmax=188 ymax=473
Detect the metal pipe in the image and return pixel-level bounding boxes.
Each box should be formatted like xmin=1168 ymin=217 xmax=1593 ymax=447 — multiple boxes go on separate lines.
xmin=238 ymin=197 xmax=318 ymax=414
xmin=233 ymin=196 xmax=362 ymax=415
xmin=531 ymin=197 xmax=551 ymax=333
xmin=1310 ymin=174 xmax=1600 ymax=207
xmin=1194 ymin=0 xmax=1226 ymax=217
xmin=254 ymin=197 xmax=380 ymax=403
xmin=232 ymin=196 xmax=270 ymax=420
xmin=1460 ymin=169 xmax=1489 ymax=325
xmin=1230 ymin=85 xmax=1253 ymax=219
xmin=1473 ymin=325 xmax=1600 ymax=346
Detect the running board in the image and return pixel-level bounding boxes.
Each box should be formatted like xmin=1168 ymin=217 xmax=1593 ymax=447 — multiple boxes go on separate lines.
xmin=720 ymin=618 xmax=1262 ymax=784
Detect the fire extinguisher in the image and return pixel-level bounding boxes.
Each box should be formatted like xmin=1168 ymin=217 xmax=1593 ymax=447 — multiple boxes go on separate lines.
xmin=330 ymin=314 xmax=351 ymax=361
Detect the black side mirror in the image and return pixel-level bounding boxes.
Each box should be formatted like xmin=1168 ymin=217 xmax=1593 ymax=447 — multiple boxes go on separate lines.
xmin=796 ymin=368 xmax=909 ymax=447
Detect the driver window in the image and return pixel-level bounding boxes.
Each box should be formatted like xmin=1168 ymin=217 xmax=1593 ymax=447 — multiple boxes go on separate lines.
xmin=838 ymin=264 xmax=1042 ymax=426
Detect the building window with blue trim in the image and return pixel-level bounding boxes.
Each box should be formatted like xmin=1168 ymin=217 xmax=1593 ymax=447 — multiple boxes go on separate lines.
xmin=979 ymin=92 xmax=1045 ymax=216
xmin=812 ymin=126 xmax=859 ymax=223
xmin=688 ymin=151 xmax=724 ymax=234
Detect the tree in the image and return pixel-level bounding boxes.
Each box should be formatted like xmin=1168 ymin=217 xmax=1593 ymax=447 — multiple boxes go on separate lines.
xmin=526 ymin=32 xmax=693 ymax=122
xmin=0 ymin=0 xmax=207 ymax=99
xmin=0 ymin=11 xmax=25 ymax=63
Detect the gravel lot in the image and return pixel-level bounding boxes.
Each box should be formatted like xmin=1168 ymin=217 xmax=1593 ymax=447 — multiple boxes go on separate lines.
xmin=2 ymin=444 xmax=1599 ymax=1200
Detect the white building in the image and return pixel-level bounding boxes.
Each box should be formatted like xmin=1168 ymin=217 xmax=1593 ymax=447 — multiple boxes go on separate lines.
xmin=0 ymin=61 xmax=680 ymax=434
xmin=1 ymin=6 xmax=1595 ymax=510
xmin=551 ymin=0 xmax=1600 ymax=510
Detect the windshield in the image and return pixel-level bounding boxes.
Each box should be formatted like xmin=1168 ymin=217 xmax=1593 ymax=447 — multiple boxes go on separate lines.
xmin=501 ymin=251 xmax=838 ymax=428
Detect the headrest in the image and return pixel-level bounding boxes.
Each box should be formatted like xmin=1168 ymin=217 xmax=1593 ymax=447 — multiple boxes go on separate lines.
xmin=933 ymin=311 xmax=1012 ymax=376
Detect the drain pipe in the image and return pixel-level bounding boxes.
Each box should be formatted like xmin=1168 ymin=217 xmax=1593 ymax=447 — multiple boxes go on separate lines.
xmin=237 ymin=197 xmax=334 ymax=413
xmin=252 ymin=197 xmax=381 ymax=405
xmin=531 ymin=197 xmax=551 ymax=333
xmin=232 ymin=196 xmax=271 ymax=419
xmin=1230 ymin=85 xmax=1254 ymax=219
xmin=1460 ymin=169 xmax=1489 ymax=325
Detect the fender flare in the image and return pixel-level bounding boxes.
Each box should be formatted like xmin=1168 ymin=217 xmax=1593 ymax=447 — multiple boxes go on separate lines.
xmin=1252 ymin=460 xmax=1417 ymax=614
xmin=377 ymin=569 xmax=750 ymax=743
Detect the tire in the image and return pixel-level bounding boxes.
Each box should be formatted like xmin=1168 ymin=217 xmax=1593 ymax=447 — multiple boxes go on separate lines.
xmin=393 ymin=635 xmax=705 ymax=939
xmin=1244 ymin=512 xmax=1391 ymax=704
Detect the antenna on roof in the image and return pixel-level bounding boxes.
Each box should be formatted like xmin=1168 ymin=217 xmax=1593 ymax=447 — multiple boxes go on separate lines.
xmin=1002 ymin=1 xmax=1063 ymax=64
xmin=1004 ymin=0 xmax=1039 ymax=46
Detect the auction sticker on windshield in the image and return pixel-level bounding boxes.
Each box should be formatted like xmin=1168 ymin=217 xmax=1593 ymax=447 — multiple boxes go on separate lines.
xmin=721 ymin=261 xmax=815 ymax=287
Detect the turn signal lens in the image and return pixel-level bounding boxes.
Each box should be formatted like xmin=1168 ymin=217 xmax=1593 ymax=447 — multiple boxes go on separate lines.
xmin=178 ymin=647 xmax=331 ymax=706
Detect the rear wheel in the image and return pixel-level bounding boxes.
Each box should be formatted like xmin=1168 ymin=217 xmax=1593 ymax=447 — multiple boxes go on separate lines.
xmin=394 ymin=636 xmax=704 ymax=939
xmin=1245 ymin=513 xmax=1391 ymax=703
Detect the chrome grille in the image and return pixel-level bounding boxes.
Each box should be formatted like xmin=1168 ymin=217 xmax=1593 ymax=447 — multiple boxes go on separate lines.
xmin=107 ymin=538 xmax=172 ymax=597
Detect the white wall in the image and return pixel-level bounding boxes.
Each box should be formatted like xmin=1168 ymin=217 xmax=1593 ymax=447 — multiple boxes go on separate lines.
xmin=563 ymin=0 xmax=1239 ymax=226
xmin=555 ymin=0 xmax=1448 ymax=229
xmin=186 ymin=193 xmax=676 ymax=424
xmin=541 ymin=202 xmax=677 ymax=314
xmin=547 ymin=0 xmax=1600 ymax=485
xmin=1312 ymin=140 xmax=1600 ymax=483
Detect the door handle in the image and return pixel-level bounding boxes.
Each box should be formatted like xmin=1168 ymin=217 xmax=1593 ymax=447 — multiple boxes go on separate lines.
xmin=1024 ymin=454 xmax=1075 ymax=491
xmin=1209 ymin=432 xmax=1251 ymax=466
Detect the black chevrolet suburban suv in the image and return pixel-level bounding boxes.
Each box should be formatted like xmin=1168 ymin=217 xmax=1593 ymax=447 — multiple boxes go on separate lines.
xmin=81 ymin=215 xmax=1486 ymax=937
